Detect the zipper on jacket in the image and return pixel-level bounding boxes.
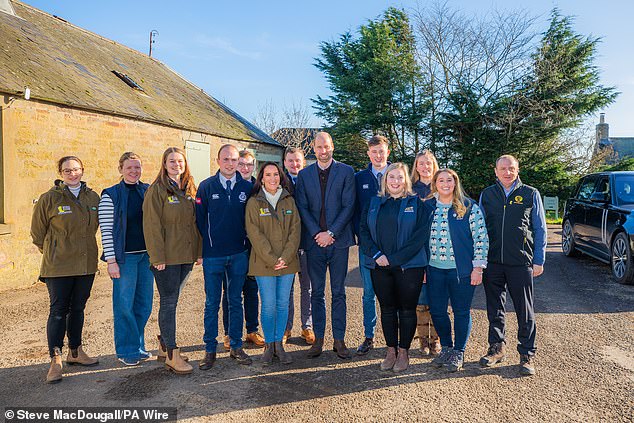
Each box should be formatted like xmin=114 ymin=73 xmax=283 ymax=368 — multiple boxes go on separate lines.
xmin=501 ymin=204 xmax=506 ymax=264
xmin=207 ymin=214 xmax=213 ymax=247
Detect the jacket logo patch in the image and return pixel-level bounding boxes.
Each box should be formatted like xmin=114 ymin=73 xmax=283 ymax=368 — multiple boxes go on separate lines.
xmin=195 ymin=197 xmax=202 ymax=204
xmin=57 ymin=205 xmax=72 ymax=215
xmin=259 ymin=208 xmax=271 ymax=216
xmin=239 ymin=192 xmax=247 ymax=202
xmin=510 ymin=195 xmax=523 ymax=205
xmin=167 ymin=196 xmax=180 ymax=204
xmin=404 ymin=206 xmax=414 ymax=213
xmin=212 ymin=194 xmax=220 ymax=200
xmin=285 ymin=209 xmax=293 ymax=215
xmin=91 ymin=206 xmax=97 ymax=211
xmin=363 ymin=184 xmax=369 ymax=189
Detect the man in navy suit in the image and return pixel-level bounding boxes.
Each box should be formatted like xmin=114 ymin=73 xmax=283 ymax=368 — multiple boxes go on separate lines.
xmin=295 ymin=132 xmax=356 ymax=359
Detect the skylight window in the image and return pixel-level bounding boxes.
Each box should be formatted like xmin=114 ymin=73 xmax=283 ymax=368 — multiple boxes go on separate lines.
xmin=112 ymin=70 xmax=143 ymax=91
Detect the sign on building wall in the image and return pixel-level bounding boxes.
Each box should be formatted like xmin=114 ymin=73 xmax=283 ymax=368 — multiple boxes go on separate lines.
xmin=185 ymin=141 xmax=211 ymax=184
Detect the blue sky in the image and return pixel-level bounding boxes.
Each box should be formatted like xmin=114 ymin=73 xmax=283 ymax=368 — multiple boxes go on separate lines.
xmin=23 ymin=0 xmax=634 ymax=137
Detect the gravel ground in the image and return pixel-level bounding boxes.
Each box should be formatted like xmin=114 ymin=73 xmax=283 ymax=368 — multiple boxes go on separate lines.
xmin=0 ymin=225 xmax=632 ymax=422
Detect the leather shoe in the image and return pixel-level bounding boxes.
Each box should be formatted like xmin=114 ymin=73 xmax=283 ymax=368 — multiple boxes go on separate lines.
xmin=300 ymin=328 xmax=316 ymax=345
xmin=282 ymin=330 xmax=292 ymax=344
xmin=307 ymin=337 xmax=324 ymax=358
xmin=356 ymin=338 xmax=374 ymax=356
xmin=246 ymin=332 xmax=265 ymax=347
xmin=230 ymin=348 xmax=253 ymax=365
xmin=198 ymin=352 xmax=216 ymax=370
xmin=333 ymin=339 xmax=352 ymax=359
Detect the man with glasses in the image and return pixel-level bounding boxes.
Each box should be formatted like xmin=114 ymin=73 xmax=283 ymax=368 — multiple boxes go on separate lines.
xmin=237 ymin=150 xmax=257 ymax=184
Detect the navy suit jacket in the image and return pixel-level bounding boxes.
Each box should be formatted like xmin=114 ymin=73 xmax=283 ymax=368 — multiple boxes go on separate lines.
xmin=295 ymin=160 xmax=356 ymax=250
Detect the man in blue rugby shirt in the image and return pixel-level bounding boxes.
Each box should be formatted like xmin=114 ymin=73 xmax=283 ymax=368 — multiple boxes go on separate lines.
xmin=196 ymin=144 xmax=254 ymax=369
xmin=478 ymin=154 xmax=547 ymax=376
xmin=353 ymin=135 xmax=390 ymax=356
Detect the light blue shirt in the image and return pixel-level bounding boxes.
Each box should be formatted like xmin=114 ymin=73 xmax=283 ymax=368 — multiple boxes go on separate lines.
xmin=218 ymin=173 xmax=237 ymax=189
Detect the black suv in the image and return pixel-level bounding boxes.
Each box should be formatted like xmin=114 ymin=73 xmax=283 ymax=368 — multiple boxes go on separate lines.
xmin=562 ymin=171 xmax=634 ymax=284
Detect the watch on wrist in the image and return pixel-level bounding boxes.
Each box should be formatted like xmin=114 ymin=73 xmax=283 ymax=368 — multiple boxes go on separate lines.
xmin=326 ymin=230 xmax=335 ymax=239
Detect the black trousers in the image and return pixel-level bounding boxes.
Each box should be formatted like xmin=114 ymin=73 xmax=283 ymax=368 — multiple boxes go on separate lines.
xmin=45 ymin=274 xmax=95 ymax=357
xmin=483 ymin=262 xmax=536 ymax=355
xmin=151 ymin=264 xmax=193 ymax=350
xmin=371 ymin=266 xmax=424 ymax=349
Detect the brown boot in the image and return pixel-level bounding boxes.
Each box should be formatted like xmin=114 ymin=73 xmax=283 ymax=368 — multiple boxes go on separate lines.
xmin=157 ymin=335 xmax=189 ymax=362
xmin=429 ymin=337 xmax=442 ymax=356
xmin=333 ymin=339 xmax=352 ymax=359
xmin=46 ymin=348 xmax=63 ymax=384
xmin=246 ymin=332 xmax=265 ymax=347
xmin=307 ymin=337 xmax=324 ymax=358
xmin=479 ymin=342 xmax=506 ymax=367
xmin=416 ymin=305 xmax=433 ymax=356
xmin=165 ymin=348 xmax=193 ymax=374
xmin=261 ymin=343 xmax=275 ymax=365
xmin=282 ymin=330 xmax=292 ymax=345
xmin=380 ymin=347 xmax=397 ymax=371
xmin=393 ymin=348 xmax=410 ymax=372
xmin=66 ymin=346 xmax=98 ymax=366
xmin=274 ymin=341 xmax=293 ymax=365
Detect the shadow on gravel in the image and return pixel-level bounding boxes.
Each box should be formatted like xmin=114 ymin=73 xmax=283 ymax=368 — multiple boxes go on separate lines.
xmin=470 ymin=228 xmax=634 ymax=315
xmin=0 ymin=346 xmax=528 ymax=419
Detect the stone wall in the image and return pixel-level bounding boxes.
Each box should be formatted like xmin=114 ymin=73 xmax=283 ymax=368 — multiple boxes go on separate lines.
xmin=0 ymin=98 xmax=282 ymax=290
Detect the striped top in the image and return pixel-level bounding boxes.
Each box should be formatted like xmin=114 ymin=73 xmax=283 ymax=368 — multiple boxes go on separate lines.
xmin=98 ymin=193 xmax=116 ymax=261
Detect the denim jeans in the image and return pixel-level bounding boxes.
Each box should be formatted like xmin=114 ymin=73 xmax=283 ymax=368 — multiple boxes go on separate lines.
xmin=222 ymin=275 xmax=259 ymax=334
xmin=359 ymin=250 xmax=377 ymax=339
xmin=45 ymin=274 xmax=95 ymax=357
xmin=152 ymin=263 xmax=193 ymax=350
xmin=426 ymin=266 xmax=476 ymax=352
xmin=112 ymin=252 xmax=154 ymax=360
xmin=286 ymin=249 xmax=312 ymax=331
xmin=306 ymin=245 xmax=349 ymax=339
xmin=202 ymin=251 xmax=248 ymax=352
xmin=256 ymin=274 xmax=295 ymax=343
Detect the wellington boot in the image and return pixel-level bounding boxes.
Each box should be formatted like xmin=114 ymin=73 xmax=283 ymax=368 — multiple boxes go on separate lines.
xmin=66 ymin=346 xmax=98 ymax=366
xmin=261 ymin=343 xmax=275 ymax=365
xmin=157 ymin=335 xmax=189 ymax=362
xmin=46 ymin=348 xmax=63 ymax=384
xmin=274 ymin=341 xmax=293 ymax=364
xmin=165 ymin=348 xmax=193 ymax=375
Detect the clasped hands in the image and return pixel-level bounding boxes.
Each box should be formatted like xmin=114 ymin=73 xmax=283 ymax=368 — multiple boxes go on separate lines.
xmin=315 ymin=231 xmax=334 ymax=248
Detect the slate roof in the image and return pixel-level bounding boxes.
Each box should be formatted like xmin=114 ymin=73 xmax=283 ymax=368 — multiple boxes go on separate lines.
xmin=0 ymin=1 xmax=280 ymax=146
xmin=609 ymin=138 xmax=634 ymax=159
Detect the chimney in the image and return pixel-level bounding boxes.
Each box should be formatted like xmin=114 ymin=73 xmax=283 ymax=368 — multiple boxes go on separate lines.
xmin=0 ymin=0 xmax=16 ymax=16
xmin=596 ymin=112 xmax=609 ymax=143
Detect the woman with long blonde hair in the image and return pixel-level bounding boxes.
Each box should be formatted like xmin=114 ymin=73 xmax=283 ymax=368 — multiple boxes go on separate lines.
xmin=423 ymin=168 xmax=489 ymax=372
xmin=358 ymin=163 xmax=428 ymax=373
xmin=143 ymin=147 xmax=202 ymax=374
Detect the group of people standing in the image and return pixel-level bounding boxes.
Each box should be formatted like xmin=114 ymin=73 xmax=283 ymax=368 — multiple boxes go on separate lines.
xmin=31 ymin=131 xmax=546 ymax=384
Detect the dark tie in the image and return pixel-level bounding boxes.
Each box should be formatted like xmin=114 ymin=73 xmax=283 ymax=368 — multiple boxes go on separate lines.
xmin=226 ymin=180 xmax=232 ymax=199
xmin=377 ymin=172 xmax=383 ymax=191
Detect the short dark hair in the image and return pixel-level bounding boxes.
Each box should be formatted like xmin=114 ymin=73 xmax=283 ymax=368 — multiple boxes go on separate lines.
xmin=283 ymin=146 xmax=304 ymax=161
xmin=368 ymin=135 xmax=389 ymax=148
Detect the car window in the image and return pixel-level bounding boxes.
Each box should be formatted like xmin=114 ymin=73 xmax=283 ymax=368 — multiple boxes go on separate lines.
xmin=577 ymin=176 xmax=597 ymax=201
xmin=595 ymin=177 xmax=610 ymax=197
xmin=615 ymin=175 xmax=634 ymax=205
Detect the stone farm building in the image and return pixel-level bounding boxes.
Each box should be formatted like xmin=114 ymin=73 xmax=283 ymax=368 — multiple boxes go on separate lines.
xmin=0 ymin=0 xmax=283 ymax=290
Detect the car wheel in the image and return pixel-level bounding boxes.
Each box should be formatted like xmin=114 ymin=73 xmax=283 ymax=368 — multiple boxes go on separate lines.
xmin=562 ymin=220 xmax=579 ymax=257
xmin=611 ymin=232 xmax=634 ymax=285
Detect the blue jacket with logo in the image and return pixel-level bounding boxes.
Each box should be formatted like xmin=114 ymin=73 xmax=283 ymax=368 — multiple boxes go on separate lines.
xmin=195 ymin=171 xmax=252 ymax=258
xmin=359 ymin=195 xmax=428 ymax=269
xmin=354 ymin=163 xmax=389 ymax=237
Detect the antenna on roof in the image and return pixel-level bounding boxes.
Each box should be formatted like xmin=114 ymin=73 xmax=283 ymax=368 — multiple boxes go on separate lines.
xmin=149 ymin=30 xmax=159 ymax=57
